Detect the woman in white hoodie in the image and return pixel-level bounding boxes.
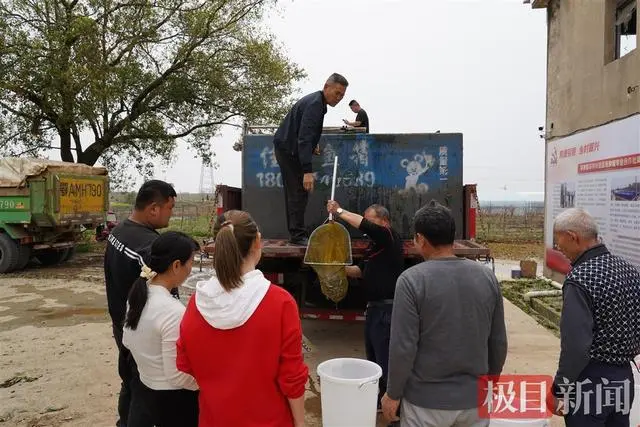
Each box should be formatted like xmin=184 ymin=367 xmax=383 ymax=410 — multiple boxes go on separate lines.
xmin=122 ymin=231 xmax=199 ymax=427
xmin=176 ymin=210 xmax=309 ymax=427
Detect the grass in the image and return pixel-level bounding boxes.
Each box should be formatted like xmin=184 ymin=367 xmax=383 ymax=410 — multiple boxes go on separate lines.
xmin=500 ymin=279 xmax=562 ymax=337
xmin=165 ymin=215 xmax=211 ymax=238
xmin=485 ymin=242 xmax=544 ymax=261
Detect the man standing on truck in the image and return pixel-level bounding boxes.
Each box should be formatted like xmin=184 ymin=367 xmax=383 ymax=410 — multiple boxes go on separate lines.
xmin=343 ymin=100 xmax=369 ymax=133
xmin=274 ymin=72 xmax=349 ymax=245
xmin=327 ymin=200 xmax=404 ymax=414
xmin=104 ymin=180 xmax=177 ymax=427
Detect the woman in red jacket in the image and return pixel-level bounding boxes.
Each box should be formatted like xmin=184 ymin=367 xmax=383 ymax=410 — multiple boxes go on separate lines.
xmin=176 ymin=210 xmax=308 ymax=427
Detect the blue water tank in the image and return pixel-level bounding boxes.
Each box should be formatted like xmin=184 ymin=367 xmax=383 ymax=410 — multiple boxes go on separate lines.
xmin=242 ymin=132 xmax=464 ymax=240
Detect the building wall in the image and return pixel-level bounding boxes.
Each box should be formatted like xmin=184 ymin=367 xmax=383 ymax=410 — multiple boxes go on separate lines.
xmin=541 ymin=0 xmax=639 ymax=279
xmin=545 ymin=0 xmax=639 ymax=141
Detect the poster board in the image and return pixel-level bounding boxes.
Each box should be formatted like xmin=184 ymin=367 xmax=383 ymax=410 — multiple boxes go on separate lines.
xmin=544 ymin=114 xmax=640 ymax=271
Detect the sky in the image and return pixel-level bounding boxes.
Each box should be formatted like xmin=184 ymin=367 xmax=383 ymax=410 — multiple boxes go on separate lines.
xmin=46 ymin=0 xmax=550 ymax=202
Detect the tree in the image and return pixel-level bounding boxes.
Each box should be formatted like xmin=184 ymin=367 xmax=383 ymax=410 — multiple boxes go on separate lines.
xmin=0 ymin=0 xmax=304 ymax=185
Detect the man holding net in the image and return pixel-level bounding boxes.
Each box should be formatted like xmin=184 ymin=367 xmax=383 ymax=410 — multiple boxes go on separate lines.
xmin=327 ymin=200 xmax=405 ymax=414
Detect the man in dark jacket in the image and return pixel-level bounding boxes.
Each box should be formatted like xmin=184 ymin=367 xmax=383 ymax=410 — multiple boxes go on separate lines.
xmin=327 ymin=200 xmax=404 ymax=414
xmin=274 ymin=73 xmax=349 ymax=245
xmin=104 ymin=180 xmax=176 ymax=427
xmin=549 ymin=207 xmax=640 ymax=426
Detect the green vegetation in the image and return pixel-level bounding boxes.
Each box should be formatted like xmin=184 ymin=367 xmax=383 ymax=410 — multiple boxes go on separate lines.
xmin=500 ymin=279 xmax=562 ymax=337
xmin=165 ymin=216 xmax=211 ymax=238
xmin=0 ymin=0 xmax=305 ymax=189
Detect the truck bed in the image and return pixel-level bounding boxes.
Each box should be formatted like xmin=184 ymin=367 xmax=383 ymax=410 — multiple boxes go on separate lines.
xmin=203 ymin=238 xmax=491 ymax=260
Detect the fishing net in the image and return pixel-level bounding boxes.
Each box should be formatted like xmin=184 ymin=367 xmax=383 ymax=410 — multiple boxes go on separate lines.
xmin=304 ymin=221 xmax=353 ymax=304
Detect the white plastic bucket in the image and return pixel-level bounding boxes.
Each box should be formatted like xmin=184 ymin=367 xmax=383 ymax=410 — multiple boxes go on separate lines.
xmin=317 ymin=358 xmax=382 ymax=427
xmin=489 ymin=419 xmax=549 ymax=426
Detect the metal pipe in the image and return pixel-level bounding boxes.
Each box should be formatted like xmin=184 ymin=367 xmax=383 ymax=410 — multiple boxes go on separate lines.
xmin=536 ymin=276 xmax=563 ymax=290
xmin=523 ymin=289 xmax=563 ymax=302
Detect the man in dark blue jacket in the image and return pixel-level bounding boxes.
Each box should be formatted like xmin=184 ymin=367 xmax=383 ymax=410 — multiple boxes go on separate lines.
xmin=273 ymin=73 xmax=349 ymax=245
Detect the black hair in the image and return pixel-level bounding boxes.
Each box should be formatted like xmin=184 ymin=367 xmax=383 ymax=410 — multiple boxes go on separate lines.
xmin=327 ymin=73 xmax=349 ymax=87
xmin=413 ymin=200 xmax=455 ymax=247
xmin=349 ymin=100 xmax=358 ymax=106
xmin=134 ymin=180 xmax=177 ymax=211
xmin=124 ymin=231 xmax=200 ymax=330
xmin=366 ymin=204 xmax=390 ymax=221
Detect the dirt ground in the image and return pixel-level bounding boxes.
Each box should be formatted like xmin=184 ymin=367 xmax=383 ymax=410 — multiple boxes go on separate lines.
xmin=1 ymin=253 xmax=562 ymax=427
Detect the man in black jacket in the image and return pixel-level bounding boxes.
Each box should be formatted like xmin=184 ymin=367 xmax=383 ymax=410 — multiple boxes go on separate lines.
xmin=274 ymin=73 xmax=349 ymax=245
xmin=327 ymin=200 xmax=404 ymax=416
xmin=104 ymin=180 xmax=176 ymax=427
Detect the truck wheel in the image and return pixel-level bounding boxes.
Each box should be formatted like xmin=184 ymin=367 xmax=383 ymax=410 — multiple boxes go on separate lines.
xmin=36 ymin=249 xmax=68 ymax=266
xmin=16 ymin=245 xmax=32 ymax=270
xmin=0 ymin=234 xmax=20 ymax=273
xmin=62 ymin=246 xmax=76 ymax=263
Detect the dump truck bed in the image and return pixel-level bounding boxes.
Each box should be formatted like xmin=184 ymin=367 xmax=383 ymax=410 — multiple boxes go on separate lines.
xmin=0 ymin=158 xmax=107 ymax=188
xmin=0 ymin=157 xmax=109 ymax=229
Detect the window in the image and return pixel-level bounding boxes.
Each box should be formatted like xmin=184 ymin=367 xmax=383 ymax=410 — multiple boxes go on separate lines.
xmin=615 ymin=0 xmax=637 ymax=59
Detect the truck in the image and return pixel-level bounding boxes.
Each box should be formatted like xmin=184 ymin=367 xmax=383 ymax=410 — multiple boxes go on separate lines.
xmin=0 ymin=157 xmax=109 ymax=273
xmin=204 ymin=126 xmax=493 ymax=321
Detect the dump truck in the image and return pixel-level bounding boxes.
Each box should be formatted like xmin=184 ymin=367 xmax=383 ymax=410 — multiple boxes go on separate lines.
xmin=0 ymin=158 xmax=109 ymax=273
xmin=205 ymin=126 xmax=493 ymax=321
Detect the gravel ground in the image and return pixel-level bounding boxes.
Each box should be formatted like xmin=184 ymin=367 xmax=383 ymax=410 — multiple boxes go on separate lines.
xmin=0 ymin=253 xmax=563 ymax=427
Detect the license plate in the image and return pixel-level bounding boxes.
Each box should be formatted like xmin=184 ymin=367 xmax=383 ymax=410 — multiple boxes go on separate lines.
xmin=59 ymin=178 xmax=105 ymax=214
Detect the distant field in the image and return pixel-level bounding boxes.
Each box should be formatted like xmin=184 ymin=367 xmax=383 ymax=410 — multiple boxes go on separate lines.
xmin=477 ymin=205 xmax=544 ymax=244
xmin=107 ymin=197 xmax=546 ymax=260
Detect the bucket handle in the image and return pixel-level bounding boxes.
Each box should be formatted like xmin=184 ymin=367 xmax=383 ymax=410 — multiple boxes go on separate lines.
xmin=358 ymin=378 xmax=379 ymax=390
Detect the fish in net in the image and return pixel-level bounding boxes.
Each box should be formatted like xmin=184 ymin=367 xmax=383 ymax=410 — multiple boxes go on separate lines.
xmin=304 ymin=221 xmax=352 ymax=304
xmin=313 ymin=265 xmax=349 ymax=304
xmin=303 ymin=156 xmax=352 ymax=303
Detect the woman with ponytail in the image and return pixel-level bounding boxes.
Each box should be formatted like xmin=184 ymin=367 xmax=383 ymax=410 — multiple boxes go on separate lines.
xmin=122 ymin=231 xmax=200 ymax=427
xmin=177 ymin=210 xmax=309 ymax=427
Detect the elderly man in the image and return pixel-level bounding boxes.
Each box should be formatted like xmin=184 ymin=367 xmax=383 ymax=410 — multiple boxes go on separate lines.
xmin=550 ymin=207 xmax=640 ymax=426
xmin=382 ymin=201 xmax=507 ymax=426
xmin=327 ymin=200 xmax=404 ymax=415
xmin=274 ymin=73 xmax=349 ymax=245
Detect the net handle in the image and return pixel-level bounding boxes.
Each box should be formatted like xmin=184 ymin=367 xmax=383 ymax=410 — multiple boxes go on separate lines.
xmin=329 ymin=156 xmax=338 ymax=221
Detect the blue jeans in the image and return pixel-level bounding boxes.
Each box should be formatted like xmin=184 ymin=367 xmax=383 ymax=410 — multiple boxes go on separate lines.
xmin=365 ymin=302 xmax=393 ymax=406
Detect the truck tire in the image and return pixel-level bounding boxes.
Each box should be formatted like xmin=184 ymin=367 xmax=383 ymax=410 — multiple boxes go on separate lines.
xmin=62 ymin=246 xmax=76 ymax=263
xmin=36 ymin=249 xmax=68 ymax=266
xmin=0 ymin=234 xmax=20 ymax=273
xmin=16 ymin=245 xmax=32 ymax=271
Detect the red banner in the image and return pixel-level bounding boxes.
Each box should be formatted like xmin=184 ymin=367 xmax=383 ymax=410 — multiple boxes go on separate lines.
xmin=578 ymin=154 xmax=640 ymax=174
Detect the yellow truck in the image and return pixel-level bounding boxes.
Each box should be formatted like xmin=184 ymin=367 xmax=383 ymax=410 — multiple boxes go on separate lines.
xmin=0 ymin=158 xmax=109 ymax=273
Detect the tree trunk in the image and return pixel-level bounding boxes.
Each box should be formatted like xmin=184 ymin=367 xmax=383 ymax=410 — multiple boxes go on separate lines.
xmin=59 ymin=128 xmax=74 ymax=162
xmin=76 ymin=139 xmax=105 ymax=166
